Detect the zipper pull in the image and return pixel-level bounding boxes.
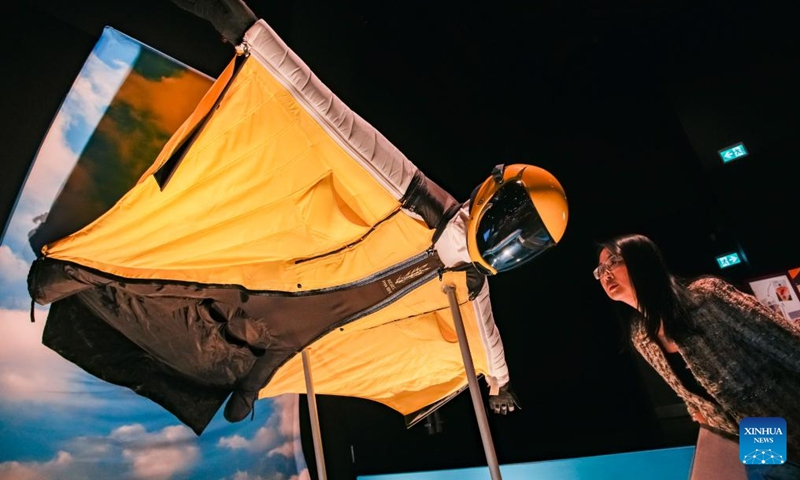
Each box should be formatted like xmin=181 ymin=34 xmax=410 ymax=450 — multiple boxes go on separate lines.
xmin=235 ymin=41 xmax=250 ymax=57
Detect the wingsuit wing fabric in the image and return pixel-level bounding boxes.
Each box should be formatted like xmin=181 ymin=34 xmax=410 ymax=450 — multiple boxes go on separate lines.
xmin=29 ymin=19 xmax=509 ymax=434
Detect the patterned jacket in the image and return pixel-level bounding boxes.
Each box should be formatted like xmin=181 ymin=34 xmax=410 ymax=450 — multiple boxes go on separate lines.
xmin=631 ymin=276 xmax=800 ymax=459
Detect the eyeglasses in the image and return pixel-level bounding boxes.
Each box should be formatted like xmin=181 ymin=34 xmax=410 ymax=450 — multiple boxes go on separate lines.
xmin=593 ymin=255 xmax=623 ymax=280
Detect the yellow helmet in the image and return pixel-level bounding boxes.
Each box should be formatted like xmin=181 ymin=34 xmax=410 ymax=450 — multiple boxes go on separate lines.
xmin=466 ymin=164 xmax=568 ymax=275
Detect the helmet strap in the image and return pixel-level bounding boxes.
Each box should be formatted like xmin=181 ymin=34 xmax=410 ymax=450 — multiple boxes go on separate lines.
xmin=491 ymin=164 xmax=505 ymax=184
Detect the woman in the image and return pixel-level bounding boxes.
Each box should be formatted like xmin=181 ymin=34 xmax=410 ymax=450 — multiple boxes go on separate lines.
xmin=595 ymin=233 xmax=800 ymax=479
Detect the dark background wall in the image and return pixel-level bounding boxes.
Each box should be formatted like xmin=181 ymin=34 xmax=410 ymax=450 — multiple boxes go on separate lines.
xmin=3 ymin=1 xmax=798 ymax=478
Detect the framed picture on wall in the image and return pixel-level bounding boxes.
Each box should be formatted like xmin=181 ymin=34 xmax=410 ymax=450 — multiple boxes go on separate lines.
xmin=748 ymin=273 xmax=800 ymax=325
xmin=789 ymin=267 xmax=800 ymax=296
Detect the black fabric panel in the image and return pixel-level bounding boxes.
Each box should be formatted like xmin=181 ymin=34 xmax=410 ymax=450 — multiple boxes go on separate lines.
xmin=33 ymin=252 xmax=445 ymax=432
xmin=401 ymin=171 xmax=460 ymax=233
xmin=28 ymin=257 xmax=92 ymax=305
xmin=464 ymin=264 xmax=487 ymax=300
xmin=42 ymin=296 xmax=230 ymax=435
xmin=75 ymin=287 xmax=257 ymax=387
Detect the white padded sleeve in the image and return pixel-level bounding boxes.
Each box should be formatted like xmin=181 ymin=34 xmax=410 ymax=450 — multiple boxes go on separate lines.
xmin=434 ymin=204 xmax=509 ymax=392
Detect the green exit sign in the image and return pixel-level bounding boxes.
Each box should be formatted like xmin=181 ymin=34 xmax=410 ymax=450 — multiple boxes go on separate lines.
xmin=718 ymin=142 xmax=748 ymax=163
xmin=716 ymin=252 xmax=742 ymax=269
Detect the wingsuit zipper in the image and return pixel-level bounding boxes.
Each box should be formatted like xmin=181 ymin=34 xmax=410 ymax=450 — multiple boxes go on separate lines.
xmin=305 ymin=246 xmax=441 ymax=342
xmin=293 ymin=246 xmax=437 ymax=294
xmin=38 ymin=246 xmax=438 ymax=297
xmin=250 ymin=28 xmax=440 ymax=268
xmin=153 ymin=45 xmax=251 ymax=190
xmin=293 ymin=206 xmax=402 ymax=265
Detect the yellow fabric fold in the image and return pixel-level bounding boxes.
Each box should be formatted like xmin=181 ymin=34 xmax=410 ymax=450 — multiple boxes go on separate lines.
xmin=261 ymin=272 xmax=488 ymax=415
xmin=44 ymin=56 xmax=430 ymax=291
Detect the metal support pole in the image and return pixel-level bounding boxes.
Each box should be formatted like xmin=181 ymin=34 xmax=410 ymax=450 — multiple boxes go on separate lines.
xmin=302 ymin=349 xmax=327 ymax=480
xmin=442 ymin=283 xmax=502 ymax=480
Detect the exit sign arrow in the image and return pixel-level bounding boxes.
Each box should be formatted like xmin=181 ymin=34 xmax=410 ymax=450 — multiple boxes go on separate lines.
xmin=718 ymin=142 xmax=748 ymax=163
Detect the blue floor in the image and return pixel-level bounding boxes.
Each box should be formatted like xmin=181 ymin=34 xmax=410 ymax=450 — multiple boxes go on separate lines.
xmin=359 ymin=446 xmax=695 ymax=480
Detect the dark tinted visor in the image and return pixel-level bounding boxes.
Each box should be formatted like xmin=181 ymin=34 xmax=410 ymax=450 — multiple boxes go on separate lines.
xmin=475 ymin=183 xmax=555 ymax=273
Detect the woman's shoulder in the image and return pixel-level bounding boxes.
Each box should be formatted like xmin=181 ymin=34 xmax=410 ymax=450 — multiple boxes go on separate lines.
xmin=686 ymin=275 xmax=745 ymax=304
xmin=687 ymin=275 xmax=758 ymax=310
xmin=687 ymin=275 xmax=731 ymax=293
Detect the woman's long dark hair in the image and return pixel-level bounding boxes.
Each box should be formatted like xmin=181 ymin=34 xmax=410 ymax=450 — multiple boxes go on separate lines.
xmin=599 ymin=234 xmax=696 ymax=344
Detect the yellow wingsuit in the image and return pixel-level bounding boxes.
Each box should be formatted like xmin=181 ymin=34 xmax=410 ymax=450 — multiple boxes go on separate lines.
xmin=28 ymin=19 xmax=567 ymax=434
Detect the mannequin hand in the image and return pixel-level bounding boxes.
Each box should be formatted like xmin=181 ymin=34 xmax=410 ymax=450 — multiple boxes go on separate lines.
xmin=488 ymin=383 xmax=520 ymax=415
xmin=170 ymin=0 xmax=257 ymax=45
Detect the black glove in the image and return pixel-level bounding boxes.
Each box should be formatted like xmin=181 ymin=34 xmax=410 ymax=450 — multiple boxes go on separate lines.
xmin=488 ymin=383 xmax=520 ymax=415
xmin=170 ymin=0 xmax=258 ymax=45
